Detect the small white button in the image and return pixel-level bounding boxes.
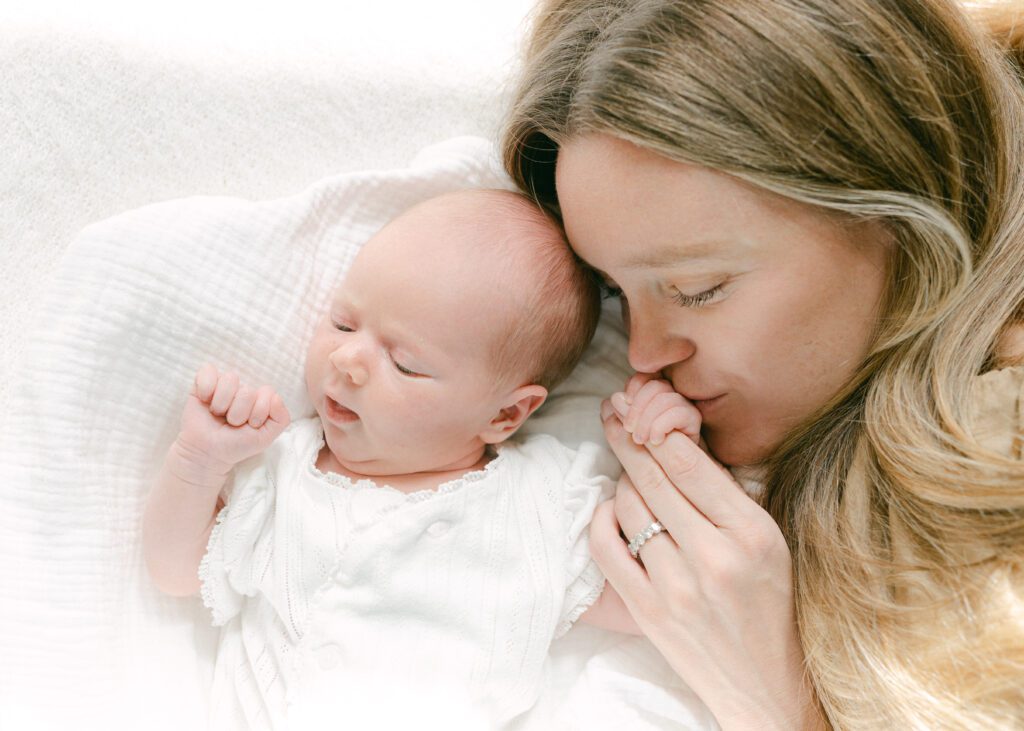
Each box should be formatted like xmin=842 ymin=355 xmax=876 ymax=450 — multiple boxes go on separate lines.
xmin=427 ymin=520 xmax=451 ymax=537
xmin=317 ymin=644 xmax=341 ymax=670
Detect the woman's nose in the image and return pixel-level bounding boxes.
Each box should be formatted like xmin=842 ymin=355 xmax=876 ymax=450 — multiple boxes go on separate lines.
xmin=626 ymin=305 xmax=695 ymax=375
xmin=329 ymin=342 xmax=369 ymax=386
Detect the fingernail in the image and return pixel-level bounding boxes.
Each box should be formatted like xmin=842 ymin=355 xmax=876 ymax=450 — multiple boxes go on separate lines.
xmin=610 ymin=392 xmax=629 ymax=417
xmin=650 ymin=434 xmax=664 ymax=446
xmin=600 ymin=399 xmax=614 ymax=422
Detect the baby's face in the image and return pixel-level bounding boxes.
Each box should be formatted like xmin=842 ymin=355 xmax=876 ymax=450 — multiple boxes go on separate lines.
xmin=304 ymin=207 xmax=517 ymax=476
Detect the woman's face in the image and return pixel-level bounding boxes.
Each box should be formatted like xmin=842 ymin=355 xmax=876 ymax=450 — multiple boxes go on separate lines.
xmin=556 ymin=134 xmax=890 ymax=466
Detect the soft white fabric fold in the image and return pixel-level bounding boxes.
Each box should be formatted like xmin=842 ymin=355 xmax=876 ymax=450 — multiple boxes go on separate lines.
xmin=0 ymin=137 xmax=717 ymax=731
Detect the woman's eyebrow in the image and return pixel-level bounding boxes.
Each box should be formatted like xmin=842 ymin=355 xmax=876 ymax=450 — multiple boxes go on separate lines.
xmin=624 ymin=240 xmax=739 ymax=269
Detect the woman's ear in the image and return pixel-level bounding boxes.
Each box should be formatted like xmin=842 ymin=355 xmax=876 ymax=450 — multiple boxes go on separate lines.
xmin=480 ymin=385 xmax=548 ymax=444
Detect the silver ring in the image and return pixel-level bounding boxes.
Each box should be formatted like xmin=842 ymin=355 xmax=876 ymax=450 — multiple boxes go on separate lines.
xmin=628 ymin=521 xmax=666 ymax=559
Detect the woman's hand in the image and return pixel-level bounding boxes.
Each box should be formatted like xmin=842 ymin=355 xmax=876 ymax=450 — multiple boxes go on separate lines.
xmin=590 ymin=379 xmax=824 ymax=731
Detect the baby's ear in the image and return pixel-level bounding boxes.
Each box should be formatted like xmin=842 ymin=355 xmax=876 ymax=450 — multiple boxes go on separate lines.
xmin=480 ymin=385 xmax=548 ymax=444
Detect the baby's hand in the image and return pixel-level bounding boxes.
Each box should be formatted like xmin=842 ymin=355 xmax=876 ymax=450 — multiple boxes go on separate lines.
xmin=608 ymin=373 xmax=701 ymax=446
xmin=176 ymin=364 xmax=291 ymax=470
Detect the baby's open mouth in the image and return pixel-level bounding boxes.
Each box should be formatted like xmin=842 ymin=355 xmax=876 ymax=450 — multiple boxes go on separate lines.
xmin=325 ymin=396 xmax=360 ymax=424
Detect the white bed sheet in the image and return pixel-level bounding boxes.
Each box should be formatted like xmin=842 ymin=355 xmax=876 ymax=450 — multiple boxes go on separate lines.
xmin=1 ymin=6 xmax=719 ymax=730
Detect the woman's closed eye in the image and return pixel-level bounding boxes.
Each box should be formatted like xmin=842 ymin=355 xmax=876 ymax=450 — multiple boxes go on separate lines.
xmin=600 ymin=281 xmax=725 ymax=308
xmin=671 ymin=283 xmax=724 ymax=308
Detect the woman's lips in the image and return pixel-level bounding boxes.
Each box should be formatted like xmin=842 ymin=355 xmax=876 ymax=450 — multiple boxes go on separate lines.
xmin=692 ymin=394 xmax=726 ymax=415
xmin=325 ymin=396 xmax=359 ymax=424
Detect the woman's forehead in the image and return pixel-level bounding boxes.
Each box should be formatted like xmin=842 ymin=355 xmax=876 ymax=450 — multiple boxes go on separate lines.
xmin=555 ymin=134 xmax=874 ymax=272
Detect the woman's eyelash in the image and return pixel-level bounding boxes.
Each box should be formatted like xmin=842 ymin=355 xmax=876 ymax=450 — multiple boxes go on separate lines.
xmin=600 ymin=283 xmax=723 ymax=308
xmin=672 ymin=284 xmax=724 ymax=308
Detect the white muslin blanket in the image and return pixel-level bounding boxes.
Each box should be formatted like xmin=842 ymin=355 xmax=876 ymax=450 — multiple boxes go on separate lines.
xmin=0 ymin=137 xmax=718 ymax=731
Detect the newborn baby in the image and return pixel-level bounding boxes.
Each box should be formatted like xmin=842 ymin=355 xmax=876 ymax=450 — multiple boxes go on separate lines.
xmin=142 ymin=189 xmax=642 ymax=729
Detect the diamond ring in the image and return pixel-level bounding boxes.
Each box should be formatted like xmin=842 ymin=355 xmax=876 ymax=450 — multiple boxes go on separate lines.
xmin=628 ymin=521 xmax=666 ymax=559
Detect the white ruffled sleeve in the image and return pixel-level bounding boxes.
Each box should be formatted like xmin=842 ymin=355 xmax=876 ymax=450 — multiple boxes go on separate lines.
xmin=198 ymin=453 xmax=276 ymax=626
xmin=554 ymin=441 xmax=617 ymax=638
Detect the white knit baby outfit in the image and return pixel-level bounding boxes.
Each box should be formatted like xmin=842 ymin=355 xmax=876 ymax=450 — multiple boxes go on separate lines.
xmin=199 ymin=416 xmax=612 ymax=730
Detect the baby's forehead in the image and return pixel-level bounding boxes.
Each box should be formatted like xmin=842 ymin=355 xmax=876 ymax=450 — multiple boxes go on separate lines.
xmin=359 ymin=199 xmax=560 ymax=277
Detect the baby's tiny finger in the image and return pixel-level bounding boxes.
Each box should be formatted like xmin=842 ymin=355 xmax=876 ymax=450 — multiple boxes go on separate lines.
xmin=610 ymin=392 xmax=630 ymax=421
xmin=195 ymin=364 xmax=219 ymax=402
xmin=623 ymin=379 xmax=673 ymax=433
xmin=249 ymin=386 xmax=274 ymax=428
xmin=633 ymin=392 xmax=689 ymax=444
xmin=624 ymin=372 xmax=657 ymax=403
xmin=268 ymin=393 xmax=291 ymax=429
xmin=649 ymin=406 xmax=702 ymax=446
xmin=210 ymin=371 xmax=240 ymax=416
xmin=226 ymin=386 xmax=256 ymax=427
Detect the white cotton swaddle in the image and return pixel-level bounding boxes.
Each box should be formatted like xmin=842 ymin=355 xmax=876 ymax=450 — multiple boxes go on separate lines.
xmin=0 ymin=137 xmax=719 ymax=731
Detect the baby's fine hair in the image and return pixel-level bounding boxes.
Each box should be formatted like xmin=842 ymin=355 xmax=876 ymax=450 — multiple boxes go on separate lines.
xmin=455 ymin=189 xmax=601 ymax=392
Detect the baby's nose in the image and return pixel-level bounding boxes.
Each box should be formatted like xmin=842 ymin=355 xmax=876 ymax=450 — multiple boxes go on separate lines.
xmin=329 ymin=346 xmax=368 ymax=386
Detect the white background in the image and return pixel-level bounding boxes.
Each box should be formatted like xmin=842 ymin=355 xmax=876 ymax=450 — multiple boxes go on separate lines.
xmin=1 ymin=0 xmax=536 ymax=407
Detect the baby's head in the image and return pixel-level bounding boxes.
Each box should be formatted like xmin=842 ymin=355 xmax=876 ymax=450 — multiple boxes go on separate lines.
xmin=305 ymin=189 xmax=601 ymax=476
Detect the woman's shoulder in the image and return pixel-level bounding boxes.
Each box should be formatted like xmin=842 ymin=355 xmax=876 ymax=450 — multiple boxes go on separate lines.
xmin=969 ymin=363 xmax=1024 ymax=458
xmin=994 ymin=321 xmax=1024 ymax=368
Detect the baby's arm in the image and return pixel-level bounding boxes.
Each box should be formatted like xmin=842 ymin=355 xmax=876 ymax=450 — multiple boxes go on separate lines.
xmin=142 ymin=365 xmax=290 ymax=597
xmin=579 ymin=583 xmax=644 ymax=635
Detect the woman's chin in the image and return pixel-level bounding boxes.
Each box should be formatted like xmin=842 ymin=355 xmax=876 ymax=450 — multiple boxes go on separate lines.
xmin=703 ymin=427 xmax=776 ymax=469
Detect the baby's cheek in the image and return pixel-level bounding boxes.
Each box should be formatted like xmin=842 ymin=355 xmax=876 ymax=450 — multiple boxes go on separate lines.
xmin=395 ymin=398 xmax=461 ymax=444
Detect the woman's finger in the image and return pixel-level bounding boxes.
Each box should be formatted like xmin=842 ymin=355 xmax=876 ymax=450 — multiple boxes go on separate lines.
xmin=645 ymin=430 xmax=756 ymax=528
xmin=588 ymin=499 xmax=655 ymax=621
xmin=603 ymin=409 xmax=716 ymax=542
xmin=612 ymin=474 xmax=690 ymax=588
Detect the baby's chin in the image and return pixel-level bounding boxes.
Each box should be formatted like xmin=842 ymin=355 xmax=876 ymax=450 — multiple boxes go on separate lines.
xmin=322 ymin=430 xmax=490 ymax=479
xmin=320 ymin=435 xmax=416 ymax=478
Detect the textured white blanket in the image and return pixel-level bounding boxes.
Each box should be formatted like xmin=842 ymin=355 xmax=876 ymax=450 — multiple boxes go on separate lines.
xmin=0 ymin=136 xmax=717 ymax=730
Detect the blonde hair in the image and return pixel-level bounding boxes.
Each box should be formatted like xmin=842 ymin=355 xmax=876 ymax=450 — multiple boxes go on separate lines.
xmin=502 ymin=0 xmax=1024 ymax=727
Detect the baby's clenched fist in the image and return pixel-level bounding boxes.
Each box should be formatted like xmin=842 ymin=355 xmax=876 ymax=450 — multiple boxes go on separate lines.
xmin=177 ymin=363 xmax=291 ymax=469
xmin=607 ymin=373 xmax=701 ymax=446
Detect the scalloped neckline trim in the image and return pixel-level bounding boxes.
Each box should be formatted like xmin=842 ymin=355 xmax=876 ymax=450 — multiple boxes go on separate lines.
xmin=304 ymin=419 xmax=507 ymax=503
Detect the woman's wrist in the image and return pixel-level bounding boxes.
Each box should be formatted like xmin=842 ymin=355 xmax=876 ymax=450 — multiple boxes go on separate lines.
xmin=711 ymin=679 xmax=827 ymax=731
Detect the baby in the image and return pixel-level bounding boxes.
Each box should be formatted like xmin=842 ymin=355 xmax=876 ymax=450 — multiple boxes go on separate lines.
xmin=144 ymin=189 xmax=671 ymax=729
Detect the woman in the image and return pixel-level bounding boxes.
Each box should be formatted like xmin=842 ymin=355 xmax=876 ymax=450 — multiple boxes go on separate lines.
xmin=502 ymin=0 xmax=1024 ymax=728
